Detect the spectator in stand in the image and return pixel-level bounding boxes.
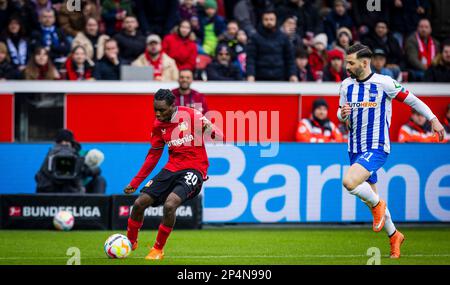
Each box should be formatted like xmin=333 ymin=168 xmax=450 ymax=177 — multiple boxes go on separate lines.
xmin=424 ymin=39 xmax=450 ymax=82
xmin=0 ymin=42 xmax=20 ymax=79
xmin=199 ymin=0 xmax=226 ymax=56
xmin=390 ymin=0 xmax=429 ymax=46
xmin=246 ymin=10 xmax=297 ymax=82
xmin=323 ymin=49 xmax=346 ymax=82
xmin=64 ymin=45 xmax=94 ymax=80
xmin=351 ymin=0 xmax=390 ymax=38
xmin=405 ymin=19 xmax=440 ymax=81
xmin=113 ymin=16 xmax=146 ymax=64
xmin=23 ymin=46 xmax=60 ymax=79
xmin=0 ymin=16 xmax=29 ymax=72
xmin=362 ymin=21 xmax=403 ymax=79
xmin=179 ymin=0 xmax=197 ymax=21
xmin=275 ymin=0 xmax=323 ymax=41
xmin=32 ymin=0 xmax=52 ymax=16
xmin=101 ymin=0 xmax=133 ymax=36
xmin=308 ymin=33 xmax=328 ymax=81
xmin=295 ymin=47 xmax=314 ymax=82
xmin=172 ymin=69 xmax=209 ymax=114
xmin=11 ymin=0 xmax=39 ymax=38
xmin=332 ymin=27 xmax=353 ymax=55
xmin=0 ymin=0 xmax=19 ymax=31
xmin=398 ymin=108 xmax=440 ymax=142
xmin=58 ymin=0 xmax=86 ymax=40
xmin=163 ymin=20 xmax=198 ymax=72
xmin=280 ymin=16 xmax=303 ymax=50
xmin=93 ymin=39 xmax=121 ymax=80
xmin=30 ymin=8 xmax=70 ymax=64
xmin=371 ymin=48 xmax=395 ymax=78
xmin=218 ymin=20 xmax=239 ymax=51
xmin=296 ymin=98 xmax=343 ymax=143
xmin=134 ymin=0 xmax=179 ymax=36
xmin=235 ymin=29 xmax=248 ymax=75
xmin=132 ymin=34 xmax=179 ymax=82
xmin=206 ymin=43 xmax=243 ymax=81
xmin=233 ymin=0 xmax=260 ymax=37
xmin=428 ymin=0 xmax=450 ymax=43
xmin=323 ymin=0 xmax=353 ymax=46
xmin=72 ymin=17 xmax=109 ymax=62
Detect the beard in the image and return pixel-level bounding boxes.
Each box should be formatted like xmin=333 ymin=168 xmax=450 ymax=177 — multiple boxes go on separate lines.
xmin=348 ymin=67 xmax=363 ymax=79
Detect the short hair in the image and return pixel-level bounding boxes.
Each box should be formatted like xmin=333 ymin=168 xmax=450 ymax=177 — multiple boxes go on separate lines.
xmin=262 ymin=9 xmax=276 ymax=17
xmin=295 ymin=47 xmax=308 ymax=59
xmin=346 ymin=43 xmax=373 ymax=59
xmin=154 ymin=89 xmax=175 ymax=106
xmin=442 ymin=39 xmax=450 ymax=51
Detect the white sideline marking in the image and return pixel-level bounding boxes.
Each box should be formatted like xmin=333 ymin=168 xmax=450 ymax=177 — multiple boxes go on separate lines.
xmin=1 ymin=254 xmax=450 ymax=260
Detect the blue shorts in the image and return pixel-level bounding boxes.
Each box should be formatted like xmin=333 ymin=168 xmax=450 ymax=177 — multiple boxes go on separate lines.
xmin=348 ymin=149 xmax=388 ymax=184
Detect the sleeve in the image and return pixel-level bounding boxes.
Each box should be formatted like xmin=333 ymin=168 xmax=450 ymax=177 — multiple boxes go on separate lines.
xmin=331 ymin=122 xmax=344 ymax=142
xmin=295 ymin=120 xmax=312 ymax=142
xmin=383 ymin=78 xmax=436 ymax=121
xmin=338 ymin=82 xmax=348 ymax=107
xmin=129 ymin=126 xmax=165 ymax=189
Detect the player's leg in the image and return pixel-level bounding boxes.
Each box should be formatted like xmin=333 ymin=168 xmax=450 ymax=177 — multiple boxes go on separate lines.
xmin=127 ymin=193 xmax=154 ymax=250
xmin=343 ymin=163 xmax=386 ymax=232
xmin=145 ymin=191 xmax=183 ymax=260
xmin=370 ymin=183 xmax=405 ymax=258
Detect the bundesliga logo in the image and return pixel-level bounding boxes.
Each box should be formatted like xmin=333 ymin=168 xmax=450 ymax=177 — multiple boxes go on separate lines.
xmin=349 ymin=102 xmax=378 ymax=108
xmin=10 ymin=206 xmax=102 ymax=218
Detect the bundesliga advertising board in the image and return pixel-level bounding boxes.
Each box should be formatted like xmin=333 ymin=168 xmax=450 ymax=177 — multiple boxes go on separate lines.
xmin=0 ymin=0 xmax=450 ymax=281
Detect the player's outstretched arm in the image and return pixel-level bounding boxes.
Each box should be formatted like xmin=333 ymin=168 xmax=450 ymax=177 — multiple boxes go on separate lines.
xmin=399 ymin=92 xmax=445 ymax=141
xmin=124 ymin=147 xmax=164 ymax=194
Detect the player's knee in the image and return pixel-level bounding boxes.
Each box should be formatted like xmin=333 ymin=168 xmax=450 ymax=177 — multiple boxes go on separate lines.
xmin=132 ymin=198 xmax=147 ymax=214
xmin=343 ymin=176 xmax=357 ymax=191
xmin=163 ymin=200 xmax=178 ymax=216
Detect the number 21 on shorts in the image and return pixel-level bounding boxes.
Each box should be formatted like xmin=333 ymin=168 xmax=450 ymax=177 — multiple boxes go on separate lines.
xmin=361 ymin=152 xmax=373 ymax=162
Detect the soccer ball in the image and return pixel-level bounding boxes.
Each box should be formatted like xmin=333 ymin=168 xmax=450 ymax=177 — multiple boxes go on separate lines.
xmin=53 ymin=210 xmax=75 ymax=231
xmin=104 ymin=234 xmax=132 ymax=259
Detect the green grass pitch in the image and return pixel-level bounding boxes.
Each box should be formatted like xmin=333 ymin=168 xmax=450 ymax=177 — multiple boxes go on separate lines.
xmin=1 ymin=227 xmax=450 ymax=265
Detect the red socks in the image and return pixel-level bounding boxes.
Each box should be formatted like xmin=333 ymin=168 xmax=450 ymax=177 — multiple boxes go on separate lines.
xmin=153 ymin=224 xmax=173 ymax=250
xmin=127 ymin=218 xmax=143 ymax=244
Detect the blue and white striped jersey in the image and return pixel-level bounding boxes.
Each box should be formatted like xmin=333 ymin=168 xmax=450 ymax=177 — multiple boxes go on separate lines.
xmin=339 ymin=73 xmax=406 ymax=154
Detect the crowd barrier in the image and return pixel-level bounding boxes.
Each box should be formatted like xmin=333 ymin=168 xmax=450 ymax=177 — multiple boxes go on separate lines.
xmin=1 ymin=143 xmax=449 ymax=224
xmin=0 ymin=81 xmax=449 ymax=143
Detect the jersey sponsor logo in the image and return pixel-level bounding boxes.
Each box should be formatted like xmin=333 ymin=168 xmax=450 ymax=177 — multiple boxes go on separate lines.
xmin=167 ymin=134 xmax=194 ymax=147
xmin=349 ymin=102 xmax=378 ymax=108
xmin=14 ymin=206 xmax=102 ymax=217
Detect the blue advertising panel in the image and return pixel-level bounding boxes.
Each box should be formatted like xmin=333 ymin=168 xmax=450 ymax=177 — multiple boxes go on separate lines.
xmin=1 ymin=143 xmax=449 ymax=223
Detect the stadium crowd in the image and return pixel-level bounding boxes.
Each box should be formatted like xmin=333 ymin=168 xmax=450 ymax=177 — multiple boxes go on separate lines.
xmin=0 ymin=0 xmax=449 ymax=82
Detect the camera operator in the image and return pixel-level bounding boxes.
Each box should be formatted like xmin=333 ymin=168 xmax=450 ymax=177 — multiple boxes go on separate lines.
xmin=35 ymin=129 xmax=106 ymax=194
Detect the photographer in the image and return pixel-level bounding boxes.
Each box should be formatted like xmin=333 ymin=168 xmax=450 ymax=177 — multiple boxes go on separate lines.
xmin=35 ymin=129 xmax=106 ymax=194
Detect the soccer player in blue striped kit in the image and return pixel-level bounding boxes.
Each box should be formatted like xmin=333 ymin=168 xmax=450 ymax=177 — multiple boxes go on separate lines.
xmin=338 ymin=44 xmax=445 ymax=259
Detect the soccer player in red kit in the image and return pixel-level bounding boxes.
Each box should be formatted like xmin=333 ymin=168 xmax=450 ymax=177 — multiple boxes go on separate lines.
xmin=123 ymin=89 xmax=222 ymax=260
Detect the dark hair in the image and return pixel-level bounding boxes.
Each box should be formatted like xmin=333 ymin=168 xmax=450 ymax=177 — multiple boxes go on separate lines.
xmin=442 ymin=39 xmax=450 ymax=50
xmin=346 ymin=43 xmax=373 ymax=59
xmin=262 ymin=9 xmax=276 ymax=17
xmin=154 ymin=89 xmax=175 ymax=106
xmin=295 ymin=47 xmax=308 ymax=59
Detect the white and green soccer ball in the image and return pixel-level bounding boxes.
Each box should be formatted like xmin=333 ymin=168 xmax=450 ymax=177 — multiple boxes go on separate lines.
xmin=53 ymin=210 xmax=75 ymax=231
xmin=104 ymin=234 xmax=132 ymax=259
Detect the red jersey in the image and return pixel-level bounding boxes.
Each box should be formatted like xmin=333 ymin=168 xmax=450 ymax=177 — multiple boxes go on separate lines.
xmin=130 ymin=106 xmax=210 ymax=189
